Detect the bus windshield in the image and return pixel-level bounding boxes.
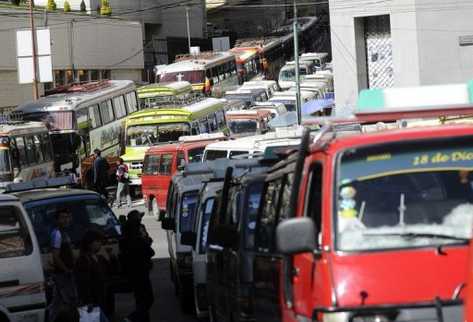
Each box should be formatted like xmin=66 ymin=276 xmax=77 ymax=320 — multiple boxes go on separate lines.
xmin=0 ymin=149 xmax=11 ymax=181
xmin=228 ymin=120 xmax=258 ymax=134
xmin=127 ymin=123 xmax=191 ymax=146
xmin=160 ymin=71 xmax=205 ymax=84
xmin=336 ymin=139 xmax=473 ymax=252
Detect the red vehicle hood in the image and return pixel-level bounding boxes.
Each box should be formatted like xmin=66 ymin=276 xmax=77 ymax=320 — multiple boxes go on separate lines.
xmin=330 ymin=246 xmax=468 ymax=307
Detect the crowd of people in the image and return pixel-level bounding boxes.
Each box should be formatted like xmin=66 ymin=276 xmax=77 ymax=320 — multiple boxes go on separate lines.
xmin=49 ymin=207 xmax=155 ymax=322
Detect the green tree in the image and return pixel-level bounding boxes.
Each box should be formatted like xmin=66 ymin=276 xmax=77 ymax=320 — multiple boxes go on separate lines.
xmin=47 ymin=0 xmax=56 ymax=11
xmin=10 ymin=0 xmax=20 ymax=6
xmin=80 ymin=0 xmax=86 ymax=12
xmin=100 ymin=0 xmax=111 ymax=15
xmin=63 ymin=0 xmax=71 ymax=12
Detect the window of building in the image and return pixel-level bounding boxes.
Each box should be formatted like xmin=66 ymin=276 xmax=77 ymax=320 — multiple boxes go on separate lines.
xmin=90 ymin=70 xmax=99 ymax=81
xmin=78 ymin=70 xmax=89 ymax=83
xmin=54 ymin=70 xmax=65 ymax=86
xmin=101 ymin=70 xmax=111 ymax=80
xmin=65 ymin=70 xmax=74 ymax=84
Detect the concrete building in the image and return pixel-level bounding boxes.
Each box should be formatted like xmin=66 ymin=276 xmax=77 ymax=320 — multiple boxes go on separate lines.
xmin=0 ymin=8 xmax=143 ymax=110
xmin=34 ymin=0 xmax=207 ymax=73
xmin=330 ymin=0 xmax=473 ymax=107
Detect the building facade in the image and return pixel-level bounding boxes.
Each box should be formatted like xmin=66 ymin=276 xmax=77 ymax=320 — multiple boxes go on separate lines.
xmin=0 ymin=9 xmax=144 ymax=109
xmin=34 ymin=0 xmax=207 ymax=73
xmin=330 ymin=0 xmax=473 ymax=107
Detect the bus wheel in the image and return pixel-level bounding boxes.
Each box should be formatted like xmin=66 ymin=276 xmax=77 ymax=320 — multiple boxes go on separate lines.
xmin=151 ymin=198 xmax=160 ymax=218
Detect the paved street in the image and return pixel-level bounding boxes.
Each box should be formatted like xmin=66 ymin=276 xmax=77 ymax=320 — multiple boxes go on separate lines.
xmin=113 ymin=200 xmax=196 ymax=322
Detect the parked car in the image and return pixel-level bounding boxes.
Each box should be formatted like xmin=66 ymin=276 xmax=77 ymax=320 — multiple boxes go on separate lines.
xmin=142 ymin=133 xmax=226 ymax=217
xmin=207 ymin=167 xmax=269 ymax=322
xmin=7 ymin=178 xmax=126 ymax=300
xmin=161 ymin=163 xmax=216 ymax=311
xmin=0 ymin=194 xmax=46 ymax=322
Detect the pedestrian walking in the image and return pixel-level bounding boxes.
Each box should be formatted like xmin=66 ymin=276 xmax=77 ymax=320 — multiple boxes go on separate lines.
xmin=93 ymin=149 xmax=110 ymax=199
xmin=49 ymin=208 xmax=78 ymax=322
xmin=120 ymin=210 xmax=155 ymax=322
xmin=74 ymin=229 xmax=111 ymax=320
xmin=115 ymin=158 xmax=132 ymax=208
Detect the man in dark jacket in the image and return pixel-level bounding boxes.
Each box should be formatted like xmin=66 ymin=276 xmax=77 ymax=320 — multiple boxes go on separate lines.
xmin=93 ymin=149 xmax=110 ymax=199
xmin=120 ymin=211 xmax=155 ymax=322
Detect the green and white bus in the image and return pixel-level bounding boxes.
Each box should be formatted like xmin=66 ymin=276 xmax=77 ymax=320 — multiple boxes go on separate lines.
xmin=137 ymin=81 xmax=194 ymax=109
xmin=121 ymin=98 xmax=227 ymax=187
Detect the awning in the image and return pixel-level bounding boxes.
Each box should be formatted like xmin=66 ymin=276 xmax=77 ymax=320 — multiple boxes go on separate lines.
xmin=302 ymin=98 xmax=335 ymax=116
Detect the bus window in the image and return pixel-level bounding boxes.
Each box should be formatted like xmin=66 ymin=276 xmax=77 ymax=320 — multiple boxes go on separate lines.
xmin=199 ymin=118 xmax=210 ymax=133
xmin=216 ymin=110 xmax=225 ymax=128
xmin=125 ymin=92 xmax=138 ymax=114
xmin=41 ymin=133 xmax=53 ymax=162
xmin=88 ymin=105 xmax=101 ymax=129
xmin=16 ymin=137 xmax=27 ymax=166
xmin=33 ymin=135 xmax=44 ymax=163
xmin=113 ymin=96 xmax=127 ymax=119
xmin=25 ymin=136 xmax=36 ymax=165
xmin=76 ymin=108 xmax=89 ymax=133
xmin=209 ymin=114 xmax=218 ymax=131
xmin=159 ymin=154 xmax=173 ymax=175
xmin=99 ymin=100 xmax=115 ymax=124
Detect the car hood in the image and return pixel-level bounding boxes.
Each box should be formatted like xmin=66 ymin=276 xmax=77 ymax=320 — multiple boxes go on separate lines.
xmin=330 ymin=246 xmax=468 ymax=307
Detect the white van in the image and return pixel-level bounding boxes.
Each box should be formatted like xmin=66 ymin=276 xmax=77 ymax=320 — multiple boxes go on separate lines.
xmin=278 ymin=61 xmax=314 ymax=90
xmin=269 ymin=90 xmax=316 ymax=112
xmin=0 ymin=194 xmax=45 ymax=322
xmin=202 ymin=127 xmax=303 ymax=161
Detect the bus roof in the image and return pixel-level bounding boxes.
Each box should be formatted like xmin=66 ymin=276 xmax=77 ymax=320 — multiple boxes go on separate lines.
xmin=161 ymin=51 xmax=236 ymax=73
xmin=206 ymin=127 xmax=303 ymax=152
xmin=16 ymin=80 xmax=135 ymax=113
xmin=126 ymin=98 xmax=224 ymax=125
xmin=230 ymin=47 xmax=259 ymax=63
xmin=137 ymin=81 xmax=192 ymax=99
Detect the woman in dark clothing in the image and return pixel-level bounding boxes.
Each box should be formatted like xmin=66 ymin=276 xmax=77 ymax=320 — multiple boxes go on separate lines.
xmin=121 ymin=210 xmax=155 ymax=322
xmin=74 ymin=230 xmax=110 ymax=318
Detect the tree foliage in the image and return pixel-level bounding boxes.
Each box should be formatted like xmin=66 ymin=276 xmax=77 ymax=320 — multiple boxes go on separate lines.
xmin=80 ymin=0 xmax=86 ymax=12
xmin=63 ymin=0 xmax=71 ymax=12
xmin=100 ymin=0 xmax=111 ymax=15
xmin=47 ymin=0 xmax=56 ymax=11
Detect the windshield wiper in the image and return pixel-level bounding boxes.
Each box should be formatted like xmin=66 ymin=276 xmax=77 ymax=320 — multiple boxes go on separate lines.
xmin=363 ymin=232 xmax=469 ymax=242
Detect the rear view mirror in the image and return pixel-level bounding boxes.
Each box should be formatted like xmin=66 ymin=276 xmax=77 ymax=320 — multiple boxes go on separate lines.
xmin=181 ymin=231 xmax=197 ymax=247
xmin=276 ymin=217 xmax=316 ymax=255
xmin=161 ymin=217 xmax=176 ymax=231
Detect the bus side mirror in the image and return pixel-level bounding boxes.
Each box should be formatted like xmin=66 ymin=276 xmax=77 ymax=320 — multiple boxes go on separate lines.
xmin=276 ymin=217 xmax=316 ymax=255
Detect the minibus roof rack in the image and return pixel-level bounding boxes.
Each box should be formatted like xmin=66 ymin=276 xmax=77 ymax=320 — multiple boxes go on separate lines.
xmin=4 ymin=176 xmax=76 ymax=193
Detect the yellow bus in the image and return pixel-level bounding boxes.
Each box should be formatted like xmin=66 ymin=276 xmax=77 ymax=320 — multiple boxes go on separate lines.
xmin=121 ymin=98 xmax=227 ymax=187
xmin=137 ymin=81 xmax=194 ymax=109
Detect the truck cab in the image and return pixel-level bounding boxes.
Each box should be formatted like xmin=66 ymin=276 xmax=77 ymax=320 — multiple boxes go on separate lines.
xmin=261 ymin=83 xmax=473 ymax=322
xmin=142 ymin=133 xmax=225 ymax=217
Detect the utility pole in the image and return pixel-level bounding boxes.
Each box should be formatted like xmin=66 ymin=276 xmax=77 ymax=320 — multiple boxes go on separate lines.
xmin=28 ymin=0 xmax=39 ymax=100
xmin=185 ymin=6 xmax=192 ymax=54
xmin=293 ymin=0 xmax=302 ymax=125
